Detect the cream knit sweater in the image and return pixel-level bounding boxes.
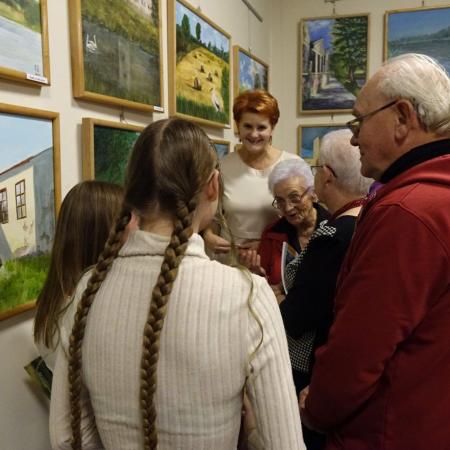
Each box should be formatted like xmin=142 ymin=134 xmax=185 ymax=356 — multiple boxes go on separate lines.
xmin=50 ymin=230 xmax=304 ymax=449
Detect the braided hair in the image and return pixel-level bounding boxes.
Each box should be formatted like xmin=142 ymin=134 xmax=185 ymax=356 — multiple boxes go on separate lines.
xmin=67 ymin=118 xmax=217 ymax=449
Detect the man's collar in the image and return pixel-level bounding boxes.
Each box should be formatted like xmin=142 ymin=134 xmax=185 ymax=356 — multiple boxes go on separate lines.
xmin=380 ymin=138 xmax=450 ymax=183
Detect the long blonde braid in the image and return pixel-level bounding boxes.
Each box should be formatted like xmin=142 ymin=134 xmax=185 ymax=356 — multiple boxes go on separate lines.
xmin=68 ymin=210 xmax=131 ymax=450
xmin=140 ymin=199 xmax=197 ymax=450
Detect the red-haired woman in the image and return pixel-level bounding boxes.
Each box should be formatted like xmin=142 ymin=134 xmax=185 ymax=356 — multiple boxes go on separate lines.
xmin=204 ymin=90 xmax=300 ymax=259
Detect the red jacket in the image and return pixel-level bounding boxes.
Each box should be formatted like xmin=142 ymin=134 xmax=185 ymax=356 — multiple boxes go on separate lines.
xmin=259 ymin=205 xmax=329 ymax=285
xmin=305 ymin=151 xmax=450 ymax=449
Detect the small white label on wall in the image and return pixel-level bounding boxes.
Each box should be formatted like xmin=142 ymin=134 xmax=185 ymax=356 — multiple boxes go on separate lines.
xmin=26 ymin=73 xmax=48 ymax=84
xmin=154 ymin=106 xmax=164 ymax=112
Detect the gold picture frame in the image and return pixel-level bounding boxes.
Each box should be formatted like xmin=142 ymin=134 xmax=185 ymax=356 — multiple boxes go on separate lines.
xmin=68 ymin=0 xmax=164 ymax=112
xmin=0 ymin=0 xmax=50 ymax=86
xmin=168 ymin=0 xmax=231 ymax=128
xmin=0 ymin=103 xmax=61 ymax=321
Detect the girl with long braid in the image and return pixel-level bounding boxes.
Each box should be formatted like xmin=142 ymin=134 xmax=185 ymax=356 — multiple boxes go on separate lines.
xmin=49 ymin=118 xmax=303 ymax=450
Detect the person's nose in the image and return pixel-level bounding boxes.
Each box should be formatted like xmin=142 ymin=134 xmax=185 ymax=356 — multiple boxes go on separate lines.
xmin=350 ymin=133 xmax=359 ymax=147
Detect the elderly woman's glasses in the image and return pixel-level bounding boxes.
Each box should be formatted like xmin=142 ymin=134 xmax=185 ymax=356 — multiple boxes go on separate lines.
xmin=310 ymin=165 xmax=338 ymax=178
xmin=272 ymin=187 xmax=312 ymax=210
xmin=346 ymin=100 xmax=397 ymax=137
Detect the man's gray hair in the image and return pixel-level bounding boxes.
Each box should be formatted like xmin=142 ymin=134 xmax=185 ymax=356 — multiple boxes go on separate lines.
xmin=268 ymin=158 xmax=314 ymax=193
xmin=319 ymin=129 xmax=373 ymax=195
xmin=378 ymin=53 xmax=450 ymax=136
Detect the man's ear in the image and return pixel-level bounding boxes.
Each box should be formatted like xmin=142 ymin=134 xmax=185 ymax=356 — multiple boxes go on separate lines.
xmin=395 ymin=99 xmax=416 ymax=138
xmin=205 ymin=170 xmax=219 ymax=201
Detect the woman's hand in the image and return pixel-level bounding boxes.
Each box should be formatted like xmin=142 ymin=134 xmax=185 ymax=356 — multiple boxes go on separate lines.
xmin=271 ymin=283 xmax=285 ymax=304
xmin=202 ymin=227 xmax=231 ymax=253
xmin=239 ymin=249 xmax=267 ymax=277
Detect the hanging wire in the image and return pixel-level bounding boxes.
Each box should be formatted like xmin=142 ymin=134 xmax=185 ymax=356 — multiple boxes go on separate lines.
xmin=248 ymin=6 xmax=252 ymax=54
xmin=119 ymin=110 xmax=127 ymax=124
xmin=421 ymin=1 xmax=425 ymax=6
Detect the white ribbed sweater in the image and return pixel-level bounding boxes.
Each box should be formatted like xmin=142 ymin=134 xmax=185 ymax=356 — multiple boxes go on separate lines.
xmin=50 ymin=230 xmax=304 ymax=449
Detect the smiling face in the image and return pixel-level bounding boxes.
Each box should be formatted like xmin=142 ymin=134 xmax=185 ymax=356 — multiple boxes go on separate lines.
xmin=237 ymin=112 xmax=274 ymax=154
xmin=350 ymin=77 xmax=399 ymax=180
xmin=273 ymin=176 xmax=313 ymax=227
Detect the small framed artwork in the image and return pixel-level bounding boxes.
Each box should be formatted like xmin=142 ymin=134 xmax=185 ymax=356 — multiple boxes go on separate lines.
xmin=0 ymin=103 xmax=61 ymax=321
xmin=82 ymin=118 xmax=143 ymax=185
xmin=298 ymin=124 xmax=346 ymax=165
xmin=168 ymin=0 xmax=231 ymax=128
xmin=0 ymin=0 xmax=50 ymax=85
xmin=233 ymin=45 xmax=269 ymax=98
xmin=299 ymin=14 xmax=369 ymax=114
xmin=68 ymin=0 xmax=163 ymax=112
xmin=384 ymin=6 xmax=450 ymax=73
xmin=211 ymin=138 xmax=230 ymax=159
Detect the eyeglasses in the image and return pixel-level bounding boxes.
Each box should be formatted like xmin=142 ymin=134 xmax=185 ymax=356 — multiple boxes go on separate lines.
xmin=272 ymin=187 xmax=312 ymax=210
xmin=346 ymin=100 xmax=397 ymax=137
xmin=310 ymin=164 xmax=338 ymax=178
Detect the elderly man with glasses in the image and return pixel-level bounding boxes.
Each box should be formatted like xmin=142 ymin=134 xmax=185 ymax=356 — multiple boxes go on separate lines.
xmin=301 ymin=53 xmax=450 ymax=450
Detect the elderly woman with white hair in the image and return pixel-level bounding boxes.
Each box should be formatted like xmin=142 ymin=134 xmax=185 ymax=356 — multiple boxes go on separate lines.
xmin=280 ymin=129 xmax=373 ymax=450
xmin=253 ymin=158 xmax=330 ymax=287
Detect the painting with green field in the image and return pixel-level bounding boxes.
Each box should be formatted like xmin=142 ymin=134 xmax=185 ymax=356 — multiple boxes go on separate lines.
xmin=75 ymin=0 xmax=162 ymax=108
xmin=94 ymin=125 xmax=140 ymax=185
xmin=170 ymin=0 xmax=231 ymax=127
xmin=0 ymin=108 xmax=58 ymax=319
xmin=0 ymin=0 xmax=49 ymax=82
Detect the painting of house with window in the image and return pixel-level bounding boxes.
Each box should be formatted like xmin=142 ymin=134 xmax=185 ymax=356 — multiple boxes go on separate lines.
xmin=0 ymin=111 xmax=57 ymax=319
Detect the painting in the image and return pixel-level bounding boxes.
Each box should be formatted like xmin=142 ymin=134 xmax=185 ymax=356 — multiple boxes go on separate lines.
xmin=82 ymin=118 xmax=143 ymax=185
xmin=385 ymin=6 xmax=450 ymax=73
xmin=233 ymin=45 xmax=269 ymax=98
xmin=0 ymin=0 xmax=50 ymax=85
xmin=298 ymin=124 xmax=346 ymax=165
xmin=69 ymin=0 xmax=163 ymax=112
xmin=168 ymin=0 xmax=231 ymax=128
xmin=0 ymin=103 xmax=61 ymax=321
xmin=211 ymin=138 xmax=229 ymax=159
xmin=299 ymin=14 xmax=369 ymax=114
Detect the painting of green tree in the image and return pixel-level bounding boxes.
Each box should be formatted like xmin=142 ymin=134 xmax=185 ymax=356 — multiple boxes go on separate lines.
xmin=94 ymin=125 xmax=140 ymax=185
xmin=174 ymin=0 xmax=230 ymax=125
xmin=300 ymin=15 xmax=368 ymax=112
xmin=81 ymin=0 xmax=161 ymax=106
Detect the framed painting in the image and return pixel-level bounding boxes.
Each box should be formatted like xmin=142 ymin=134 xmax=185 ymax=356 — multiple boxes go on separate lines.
xmin=384 ymin=6 xmax=450 ymax=73
xmin=0 ymin=103 xmax=61 ymax=321
xmin=299 ymin=14 xmax=369 ymax=114
xmin=298 ymin=123 xmax=346 ymax=165
xmin=82 ymin=118 xmax=143 ymax=185
xmin=0 ymin=0 xmax=50 ymax=85
xmin=233 ymin=45 xmax=269 ymax=98
xmin=211 ymin=138 xmax=229 ymax=159
xmin=68 ymin=0 xmax=163 ymax=112
xmin=168 ymin=0 xmax=231 ymax=128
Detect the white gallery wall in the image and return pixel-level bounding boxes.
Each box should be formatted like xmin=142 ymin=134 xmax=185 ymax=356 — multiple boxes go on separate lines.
xmin=0 ymin=0 xmax=446 ymax=448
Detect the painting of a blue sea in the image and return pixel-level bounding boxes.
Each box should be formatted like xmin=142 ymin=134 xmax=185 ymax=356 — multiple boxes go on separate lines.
xmin=385 ymin=6 xmax=450 ymax=73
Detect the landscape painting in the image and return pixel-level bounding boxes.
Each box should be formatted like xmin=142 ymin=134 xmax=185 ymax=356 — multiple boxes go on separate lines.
xmin=298 ymin=124 xmax=346 ymax=164
xmin=299 ymin=14 xmax=369 ymax=114
xmin=385 ymin=6 xmax=450 ymax=73
xmin=233 ymin=46 xmax=269 ymax=97
xmin=211 ymin=138 xmax=229 ymax=159
xmin=0 ymin=0 xmax=50 ymax=85
xmin=168 ymin=0 xmax=231 ymax=128
xmin=82 ymin=118 xmax=143 ymax=185
xmin=0 ymin=104 xmax=60 ymax=321
xmin=69 ymin=0 xmax=163 ymax=111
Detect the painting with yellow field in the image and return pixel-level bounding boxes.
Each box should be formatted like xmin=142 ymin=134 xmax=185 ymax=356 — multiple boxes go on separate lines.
xmin=168 ymin=0 xmax=230 ymax=128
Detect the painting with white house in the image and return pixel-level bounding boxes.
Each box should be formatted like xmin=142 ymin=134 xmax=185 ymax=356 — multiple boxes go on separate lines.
xmin=0 ymin=109 xmax=58 ymax=319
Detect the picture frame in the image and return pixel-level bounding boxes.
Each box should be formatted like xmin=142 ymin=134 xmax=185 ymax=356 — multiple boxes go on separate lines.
xmin=298 ymin=123 xmax=346 ymax=164
xmin=168 ymin=0 xmax=231 ymax=128
xmin=68 ymin=0 xmax=164 ymax=112
xmin=82 ymin=118 xmax=143 ymax=185
xmin=0 ymin=103 xmax=61 ymax=321
xmin=384 ymin=6 xmax=450 ymax=74
xmin=210 ymin=138 xmax=230 ymax=159
xmin=233 ymin=45 xmax=269 ymax=98
xmin=0 ymin=0 xmax=50 ymax=86
xmin=299 ymin=14 xmax=369 ymax=114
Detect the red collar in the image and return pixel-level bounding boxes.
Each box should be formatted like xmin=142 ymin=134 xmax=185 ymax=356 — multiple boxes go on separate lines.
xmin=330 ymin=198 xmax=366 ymax=220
